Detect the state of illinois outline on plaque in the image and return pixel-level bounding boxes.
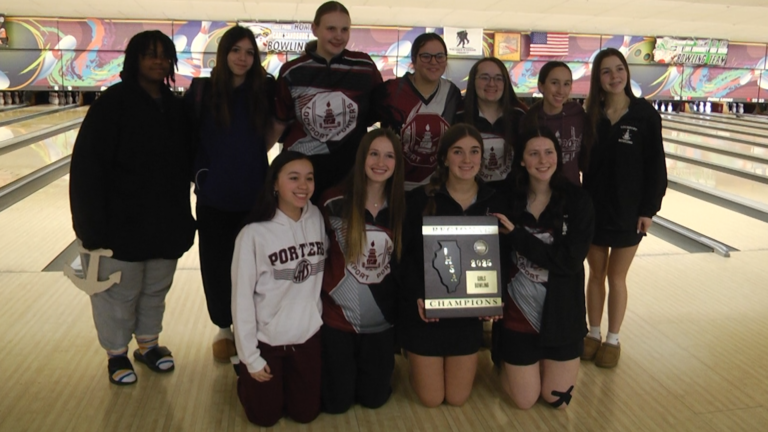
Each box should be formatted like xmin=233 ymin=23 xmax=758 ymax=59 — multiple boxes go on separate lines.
xmin=422 ymin=216 xmax=502 ymax=318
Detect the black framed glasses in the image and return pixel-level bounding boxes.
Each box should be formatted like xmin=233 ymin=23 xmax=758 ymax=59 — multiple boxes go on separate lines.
xmin=418 ymin=52 xmax=447 ymax=64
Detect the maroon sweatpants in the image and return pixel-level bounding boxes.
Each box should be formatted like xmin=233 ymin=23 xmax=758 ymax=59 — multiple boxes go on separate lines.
xmin=237 ymin=331 xmax=321 ymax=427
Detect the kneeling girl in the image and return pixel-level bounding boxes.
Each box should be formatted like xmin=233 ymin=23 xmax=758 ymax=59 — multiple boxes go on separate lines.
xmin=231 ymin=152 xmax=328 ymax=426
xmin=494 ymin=126 xmax=594 ymax=410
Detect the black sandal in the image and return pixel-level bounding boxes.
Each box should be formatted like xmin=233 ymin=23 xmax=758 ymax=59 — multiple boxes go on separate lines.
xmin=108 ymin=356 xmax=137 ymax=385
xmin=133 ymin=346 xmax=175 ymax=373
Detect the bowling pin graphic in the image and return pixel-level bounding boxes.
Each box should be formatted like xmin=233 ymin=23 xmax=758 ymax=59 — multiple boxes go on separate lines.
xmin=66 ymin=92 xmax=73 ymax=105
xmin=660 ymin=102 xmax=666 ymax=112
xmin=739 ymin=103 xmax=744 ymax=114
xmin=653 ymin=100 xmax=658 ymax=110
xmin=667 ymin=102 xmax=673 ymax=112
xmin=618 ymin=36 xmax=631 ymax=58
xmin=13 ymin=92 xmax=19 ymax=105
xmin=705 ymin=101 xmax=711 ymax=113
xmin=191 ymin=21 xmax=211 ymax=68
xmin=39 ymin=35 xmax=77 ymax=82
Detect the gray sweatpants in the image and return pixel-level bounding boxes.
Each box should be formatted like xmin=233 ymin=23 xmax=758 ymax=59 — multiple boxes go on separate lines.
xmin=90 ymin=256 xmax=178 ymax=351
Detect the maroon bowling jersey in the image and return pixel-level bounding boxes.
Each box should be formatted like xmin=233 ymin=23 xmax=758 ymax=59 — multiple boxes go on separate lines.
xmin=375 ymin=74 xmax=462 ymax=190
xmin=320 ymin=187 xmax=395 ymax=334
xmin=275 ymin=49 xmax=383 ymax=155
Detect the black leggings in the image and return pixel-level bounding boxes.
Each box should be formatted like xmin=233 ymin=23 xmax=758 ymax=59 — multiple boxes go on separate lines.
xmin=321 ymin=325 xmax=395 ymax=414
xmin=197 ymin=204 xmax=249 ymax=328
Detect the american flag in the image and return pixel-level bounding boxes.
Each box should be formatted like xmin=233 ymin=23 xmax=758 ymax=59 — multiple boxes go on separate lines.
xmin=529 ymin=32 xmax=569 ymax=56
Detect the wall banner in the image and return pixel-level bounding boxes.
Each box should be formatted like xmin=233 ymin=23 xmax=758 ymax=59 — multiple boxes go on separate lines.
xmin=444 ymin=27 xmax=484 ymax=57
xmin=653 ymin=36 xmax=729 ymax=66
xmin=494 ymin=32 xmax=520 ymax=61
xmin=239 ymin=22 xmax=315 ymax=53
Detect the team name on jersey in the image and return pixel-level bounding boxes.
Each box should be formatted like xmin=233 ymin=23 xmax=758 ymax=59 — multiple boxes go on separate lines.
xmin=269 ymin=242 xmax=326 ymax=266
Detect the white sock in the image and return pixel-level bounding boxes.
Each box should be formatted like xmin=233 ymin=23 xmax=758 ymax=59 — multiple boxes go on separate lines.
xmin=605 ymin=332 xmax=620 ymax=345
xmin=588 ymin=326 xmax=602 ymax=340
xmin=213 ymin=326 xmax=234 ymax=342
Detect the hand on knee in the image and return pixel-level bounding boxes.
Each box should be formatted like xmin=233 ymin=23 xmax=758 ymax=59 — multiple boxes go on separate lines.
xmin=543 ymin=385 xmax=574 ymax=410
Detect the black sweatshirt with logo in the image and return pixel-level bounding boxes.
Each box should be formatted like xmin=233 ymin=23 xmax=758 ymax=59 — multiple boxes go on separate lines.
xmin=583 ymin=98 xmax=667 ymax=232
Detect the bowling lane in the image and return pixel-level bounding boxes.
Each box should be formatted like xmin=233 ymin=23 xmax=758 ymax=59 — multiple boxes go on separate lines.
xmin=667 ymin=158 xmax=768 ymax=208
xmin=0 ymin=175 xmax=75 ymax=272
xmin=704 ymin=111 xmax=768 ymax=125
xmin=676 ymin=112 xmax=768 ymax=132
xmin=0 ymin=107 xmax=88 ymax=144
xmin=0 ymin=128 xmax=78 ymax=188
xmin=663 ymin=129 xmax=768 ymax=159
xmin=665 ymin=140 xmax=768 ymax=176
xmin=0 ymin=105 xmax=61 ymax=123
xmin=658 ymin=189 xmax=768 ymax=252
xmin=662 ymin=115 xmax=768 ymax=142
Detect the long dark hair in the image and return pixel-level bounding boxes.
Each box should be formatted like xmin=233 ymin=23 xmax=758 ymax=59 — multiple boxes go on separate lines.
xmin=509 ymin=126 xmax=569 ymax=227
xmin=209 ymin=25 xmax=271 ymax=134
xmin=522 ymin=61 xmax=593 ymax=173
xmin=585 ymin=48 xmax=637 ymax=136
xmin=342 ymin=128 xmax=405 ymax=262
xmin=244 ymin=151 xmax=313 ymax=225
xmin=120 ymin=30 xmax=177 ymax=87
xmin=423 ymin=124 xmax=484 ymax=215
xmin=463 ymin=57 xmax=525 ymax=167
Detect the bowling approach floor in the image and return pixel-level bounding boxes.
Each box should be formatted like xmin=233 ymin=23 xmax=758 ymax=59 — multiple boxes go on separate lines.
xmin=2 ymin=113 xmax=768 ymax=431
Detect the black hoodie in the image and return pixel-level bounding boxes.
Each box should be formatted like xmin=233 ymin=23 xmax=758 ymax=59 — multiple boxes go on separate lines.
xmin=583 ymin=98 xmax=667 ymax=232
xmin=69 ymin=81 xmax=196 ymax=261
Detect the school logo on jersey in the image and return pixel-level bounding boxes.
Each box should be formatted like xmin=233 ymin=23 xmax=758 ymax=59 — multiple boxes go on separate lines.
xmin=347 ymin=227 xmax=394 ymax=284
xmin=514 ymin=228 xmax=554 ymax=283
xmin=300 ymin=91 xmax=358 ymax=142
xmin=619 ymin=125 xmax=637 ymax=144
xmin=479 ymin=133 xmax=510 ymax=182
xmin=401 ymin=111 xmax=449 ymax=167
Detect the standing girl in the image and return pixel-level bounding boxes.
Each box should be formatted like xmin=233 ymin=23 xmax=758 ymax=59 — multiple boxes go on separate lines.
xmin=399 ymin=124 xmax=506 ymax=407
xmin=582 ymin=48 xmax=667 ymax=368
xmin=186 ymin=25 xmax=276 ymax=363
xmin=520 ymin=62 xmax=591 ymax=185
xmin=319 ymin=128 xmax=405 ymax=413
xmin=231 ymin=152 xmax=327 ymax=426
xmin=70 ymin=30 xmax=195 ymax=385
xmin=376 ymin=33 xmax=463 ymax=190
xmin=463 ymin=57 xmax=526 ymax=189
xmin=274 ymin=1 xmax=383 ymax=199
xmin=493 ymin=126 xmax=594 ymax=410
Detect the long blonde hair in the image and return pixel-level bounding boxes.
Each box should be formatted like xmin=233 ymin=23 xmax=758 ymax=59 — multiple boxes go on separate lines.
xmin=342 ymin=128 xmax=406 ymax=263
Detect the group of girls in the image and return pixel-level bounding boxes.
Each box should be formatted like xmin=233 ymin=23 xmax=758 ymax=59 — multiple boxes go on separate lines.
xmin=187 ymin=0 xmax=666 ymax=426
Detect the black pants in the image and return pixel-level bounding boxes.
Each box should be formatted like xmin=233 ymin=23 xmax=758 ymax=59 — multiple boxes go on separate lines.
xmin=321 ymin=325 xmax=394 ymax=414
xmin=197 ymin=204 xmax=249 ymax=328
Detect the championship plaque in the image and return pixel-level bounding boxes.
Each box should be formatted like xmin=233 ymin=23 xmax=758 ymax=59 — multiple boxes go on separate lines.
xmin=422 ymin=216 xmax=502 ymax=318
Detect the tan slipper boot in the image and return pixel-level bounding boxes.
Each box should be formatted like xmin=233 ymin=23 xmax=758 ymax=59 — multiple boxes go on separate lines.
xmin=581 ymin=336 xmax=602 ymax=361
xmin=595 ymin=341 xmax=620 ymax=368
xmin=212 ymin=338 xmax=236 ymax=363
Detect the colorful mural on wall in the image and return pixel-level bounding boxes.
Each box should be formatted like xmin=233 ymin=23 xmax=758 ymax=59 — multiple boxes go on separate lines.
xmin=0 ymin=16 xmax=767 ymax=102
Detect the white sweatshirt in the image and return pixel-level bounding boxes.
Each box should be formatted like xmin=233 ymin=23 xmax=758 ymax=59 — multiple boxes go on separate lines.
xmin=231 ymin=204 xmax=328 ymax=373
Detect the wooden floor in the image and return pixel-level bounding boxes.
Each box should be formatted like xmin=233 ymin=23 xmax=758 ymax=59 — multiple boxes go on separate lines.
xmin=2 ymin=182 xmax=768 ymax=431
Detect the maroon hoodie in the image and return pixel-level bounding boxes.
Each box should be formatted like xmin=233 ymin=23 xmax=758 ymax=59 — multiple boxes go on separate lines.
xmin=520 ymin=100 xmax=586 ymax=185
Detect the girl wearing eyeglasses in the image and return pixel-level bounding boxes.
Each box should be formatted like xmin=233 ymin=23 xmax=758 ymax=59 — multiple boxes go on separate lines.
xmin=463 ymin=58 xmax=527 ymax=190
xmin=520 ymin=62 xmax=592 ymax=185
xmin=374 ymin=33 xmax=463 ymax=191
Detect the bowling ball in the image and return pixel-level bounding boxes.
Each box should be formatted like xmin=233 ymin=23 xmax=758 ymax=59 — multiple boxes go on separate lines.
xmin=627 ymin=39 xmax=655 ymax=64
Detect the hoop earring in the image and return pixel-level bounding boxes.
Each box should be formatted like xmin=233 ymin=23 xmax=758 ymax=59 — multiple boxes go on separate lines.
xmin=273 ymin=190 xmax=278 ymax=197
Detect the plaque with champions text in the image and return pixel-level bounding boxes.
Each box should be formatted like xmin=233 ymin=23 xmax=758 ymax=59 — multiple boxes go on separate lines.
xmin=422 ymin=216 xmax=502 ymax=318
